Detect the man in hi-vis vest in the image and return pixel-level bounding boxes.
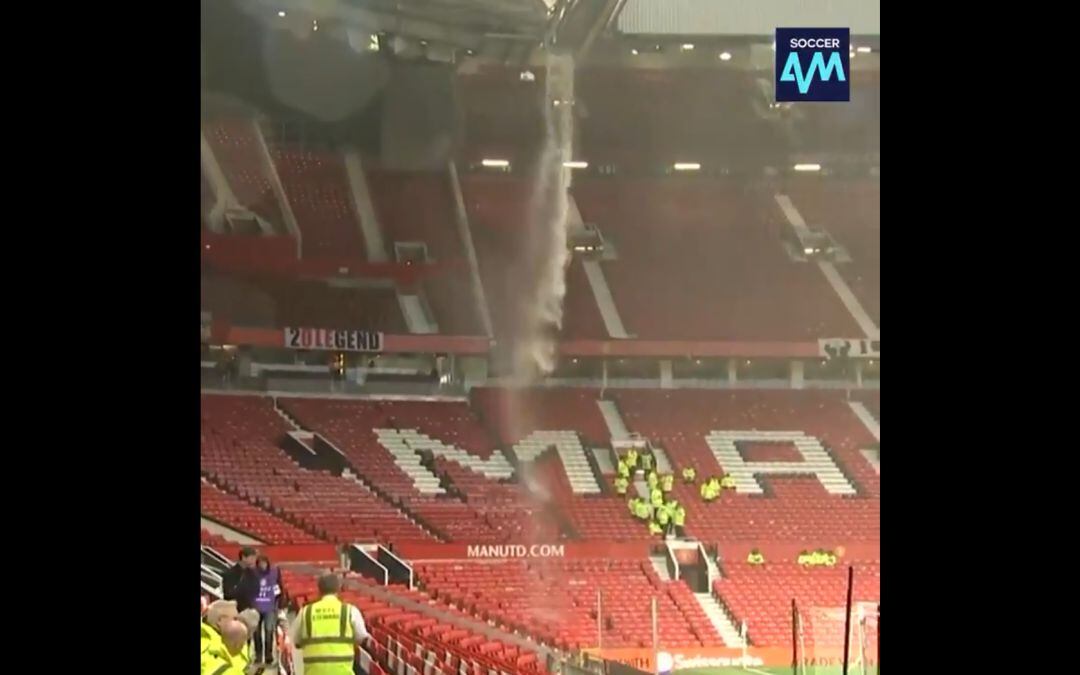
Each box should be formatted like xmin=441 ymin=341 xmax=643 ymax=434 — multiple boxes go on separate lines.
xmin=288 ymin=573 xmax=370 ymax=675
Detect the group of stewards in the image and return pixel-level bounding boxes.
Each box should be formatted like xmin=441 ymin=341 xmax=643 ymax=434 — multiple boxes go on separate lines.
xmin=700 ymin=474 xmax=736 ymax=501
xmin=614 ymin=446 xmax=744 ymax=537
xmin=202 ymin=573 xmax=371 ymax=675
xmin=615 ymin=448 xmax=688 ymax=538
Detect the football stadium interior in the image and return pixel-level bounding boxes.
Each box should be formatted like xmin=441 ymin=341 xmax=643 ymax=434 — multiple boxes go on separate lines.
xmin=200 ymin=2 xmax=879 ymax=675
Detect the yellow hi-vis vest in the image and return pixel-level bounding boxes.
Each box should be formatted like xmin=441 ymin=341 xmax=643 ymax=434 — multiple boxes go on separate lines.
xmin=200 ymin=622 xmax=221 ymax=656
xmin=298 ymin=595 xmax=357 ymax=675
xmin=201 ymin=644 xmax=244 ymax=675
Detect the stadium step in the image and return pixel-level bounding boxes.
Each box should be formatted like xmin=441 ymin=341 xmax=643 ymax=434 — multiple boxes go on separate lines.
xmin=847 ymin=400 xmax=881 ymax=442
xmin=651 ymin=445 xmax=673 ymax=475
xmin=567 ymin=193 xmax=630 ymax=338
xmin=694 ymin=592 xmax=744 ymax=648
xmin=704 ymin=550 xmax=721 ymax=584
xmin=398 ymin=291 xmax=439 ymax=334
xmin=285 ymin=430 xmax=317 ymax=457
xmin=596 ymin=399 xmax=630 ymax=440
xmin=447 ymin=160 xmax=495 ymax=337
xmin=343 ymin=150 xmax=390 ymax=262
xmin=199 ymin=132 xmax=236 ymax=233
xmin=861 ymin=449 xmax=880 ymax=476
xmin=252 ymin=119 xmax=303 ymax=243
xmin=582 ymin=260 xmax=630 ymax=339
xmin=817 ymin=260 xmax=879 ymax=338
xmin=590 ymin=447 xmax=615 ymax=475
xmin=650 ymin=553 xmax=673 ymax=581
xmin=273 ymin=399 xmax=303 ymax=430
xmin=774 ymin=193 xmax=879 ymax=339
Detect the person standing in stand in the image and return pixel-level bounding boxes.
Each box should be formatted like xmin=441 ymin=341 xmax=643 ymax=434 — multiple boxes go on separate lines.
xmin=222 ymin=547 xmax=259 ymax=612
xmin=253 ymin=554 xmax=285 ymax=666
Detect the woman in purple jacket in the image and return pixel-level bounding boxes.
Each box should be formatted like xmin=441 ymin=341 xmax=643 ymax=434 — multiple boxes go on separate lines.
xmin=252 ymin=554 xmax=284 ymax=665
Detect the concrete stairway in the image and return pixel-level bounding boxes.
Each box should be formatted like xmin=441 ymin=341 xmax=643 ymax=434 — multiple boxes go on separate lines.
xmin=596 ymin=399 xmax=630 ymax=440
xmin=848 ymin=401 xmax=880 ymax=442
xmin=650 ymin=553 xmax=672 ymax=581
xmin=342 ymin=150 xmax=389 ymax=262
xmin=694 ymin=592 xmax=744 ymax=648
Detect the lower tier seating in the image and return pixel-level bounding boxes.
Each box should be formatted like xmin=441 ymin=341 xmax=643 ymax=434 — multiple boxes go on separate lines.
xmin=415 ymin=559 xmax=722 ymax=650
xmin=713 ymin=560 xmax=880 ymax=649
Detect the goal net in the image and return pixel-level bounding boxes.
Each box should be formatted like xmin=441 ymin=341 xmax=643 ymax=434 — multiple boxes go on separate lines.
xmin=795 ymin=602 xmax=878 ymax=675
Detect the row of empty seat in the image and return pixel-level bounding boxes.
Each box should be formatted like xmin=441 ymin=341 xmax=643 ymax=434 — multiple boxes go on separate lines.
xmin=366 ymin=169 xmax=484 ymax=336
xmin=280 ymin=398 xmax=542 ymax=543
xmin=203 ymin=117 xmax=285 ymax=230
xmin=201 ymin=394 xmax=435 ymax=544
xmin=203 ymin=122 xmax=877 ymax=342
xmin=786 ymin=180 xmax=880 ymax=326
xmin=713 ymin=560 xmax=880 ymax=648
xmin=282 ymin=568 xmax=548 ymax=675
xmin=202 ymin=390 xmax=879 ymax=547
xmin=461 ymin=175 xmax=608 ymax=340
xmin=613 ymin=389 xmax=879 ymax=542
xmin=573 ymin=179 xmax=862 ymax=340
xmin=200 ymin=480 xmax=322 ymax=544
xmin=269 ymin=145 xmax=367 ymax=259
xmin=415 ymin=559 xmax=721 ymax=650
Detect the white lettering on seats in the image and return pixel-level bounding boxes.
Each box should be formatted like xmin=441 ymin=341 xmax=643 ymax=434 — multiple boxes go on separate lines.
xmin=704 ymin=431 xmax=856 ymax=496
xmin=511 ymin=430 xmax=600 ymax=495
xmin=375 ymin=428 xmax=513 ymax=493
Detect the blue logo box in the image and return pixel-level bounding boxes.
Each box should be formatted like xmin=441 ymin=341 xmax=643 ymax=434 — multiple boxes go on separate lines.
xmin=776 ymin=28 xmax=850 ymax=102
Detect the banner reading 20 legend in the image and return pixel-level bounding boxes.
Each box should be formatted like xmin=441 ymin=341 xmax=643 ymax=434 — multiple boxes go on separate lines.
xmin=284 ymin=327 xmax=384 ymax=353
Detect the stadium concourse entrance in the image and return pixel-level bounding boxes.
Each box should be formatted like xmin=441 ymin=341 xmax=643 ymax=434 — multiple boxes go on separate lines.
xmin=664 ymin=540 xmax=711 ymax=593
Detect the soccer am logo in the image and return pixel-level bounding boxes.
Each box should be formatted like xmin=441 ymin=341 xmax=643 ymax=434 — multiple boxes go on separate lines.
xmin=775 ymin=28 xmax=850 ymax=102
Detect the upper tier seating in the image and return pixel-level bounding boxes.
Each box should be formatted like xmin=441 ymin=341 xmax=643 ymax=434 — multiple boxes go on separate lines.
xmin=853 ymin=390 xmax=880 ymax=423
xmin=612 ymin=389 xmax=879 ymax=542
xmin=201 ymin=394 xmax=434 ymax=544
xmin=458 ymin=68 xmax=782 ymax=170
xmin=415 ymin=559 xmax=722 ymax=650
xmin=573 ymin=179 xmax=862 ymax=341
xmin=366 ymin=169 xmax=484 ymax=335
xmin=458 ymin=69 xmax=545 ymax=167
xmin=203 ymin=118 xmax=284 ymax=229
xmin=257 ymin=278 xmax=407 ymax=333
xmin=575 ymin=69 xmax=781 ymax=171
xmin=270 ymin=145 xmax=367 ymax=259
xmin=786 ymin=180 xmax=880 ymax=326
xmin=200 ymin=272 xmax=406 ymax=333
xmin=714 ymin=560 xmax=880 ymax=648
xmin=280 ymin=398 xmax=552 ymax=543
xmin=460 ymin=175 xmax=608 ymax=340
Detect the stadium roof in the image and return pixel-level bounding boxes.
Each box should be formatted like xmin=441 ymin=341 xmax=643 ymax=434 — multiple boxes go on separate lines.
xmin=243 ymin=0 xmax=625 ymax=62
